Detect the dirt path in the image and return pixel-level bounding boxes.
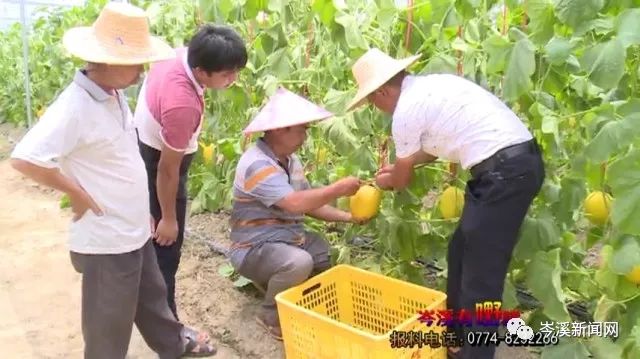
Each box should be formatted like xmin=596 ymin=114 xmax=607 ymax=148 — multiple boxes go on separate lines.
xmin=0 ymin=159 xmax=162 ymax=359
xmin=0 ymin=123 xmax=537 ymax=359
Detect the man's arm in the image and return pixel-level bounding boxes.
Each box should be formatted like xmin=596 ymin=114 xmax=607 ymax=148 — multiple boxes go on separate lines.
xmin=10 ymin=159 xmax=102 ymax=219
xmin=155 ymin=144 xmax=184 ymax=245
xmin=306 ymin=205 xmax=352 ymax=222
xmin=377 ymin=150 xmax=437 ymax=191
xmin=392 ymin=150 xmax=438 ymax=190
xmin=154 ymin=105 xmax=201 ymax=245
xmin=11 ymin=159 xmax=83 ymax=194
xmin=9 ymin=103 xmax=101 ymax=219
xmin=274 ymin=178 xmax=358 ymax=215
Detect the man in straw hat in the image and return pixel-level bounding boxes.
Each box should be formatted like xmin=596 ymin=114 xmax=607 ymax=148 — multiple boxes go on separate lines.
xmin=133 ymin=23 xmax=247 ymax=322
xmin=346 ymin=48 xmax=545 ymax=359
xmin=10 ymin=3 xmax=215 ymax=358
xmin=228 ymin=87 xmax=366 ymax=339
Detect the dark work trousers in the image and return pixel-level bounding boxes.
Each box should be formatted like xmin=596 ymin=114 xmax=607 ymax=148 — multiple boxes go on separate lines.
xmin=446 ymin=139 xmax=545 ymax=359
xmin=138 ymin=140 xmax=194 ymax=321
xmin=70 ymin=240 xmax=185 ymax=359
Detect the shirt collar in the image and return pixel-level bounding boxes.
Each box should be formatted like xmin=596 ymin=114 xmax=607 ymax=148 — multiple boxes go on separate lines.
xmin=400 ymin=74 xmax=417 ymax=92
xmin=256 ymin=138 xmax=292 ymax=165
xmin=182 ymin=50 xmax=205 ymax=96
xmin=73 ymin=70 xmax=112 ymax=102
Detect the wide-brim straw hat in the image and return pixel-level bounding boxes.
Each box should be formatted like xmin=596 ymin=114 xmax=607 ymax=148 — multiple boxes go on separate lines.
xmin=346 ymin=48 xmax=421 ymax=111
xmin=62 ymin=2 xmax=175 ymax=65
xmin=243 ymin=87 xmax=334 ymax=135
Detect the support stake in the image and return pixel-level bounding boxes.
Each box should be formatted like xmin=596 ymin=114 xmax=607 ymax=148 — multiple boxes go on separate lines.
xmin=19 ymin=0 xmax=33 ymax=128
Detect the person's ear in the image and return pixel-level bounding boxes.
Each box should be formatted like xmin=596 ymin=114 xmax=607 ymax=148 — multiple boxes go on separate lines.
xmin=376 ymin=85 xmax=390 ymax=97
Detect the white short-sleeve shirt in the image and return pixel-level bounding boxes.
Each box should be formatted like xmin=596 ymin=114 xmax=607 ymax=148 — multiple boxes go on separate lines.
xmin=11 ymin=70 xmax=151 ymax=255
xmin=391 ymin=74 xmax=533 ymax=169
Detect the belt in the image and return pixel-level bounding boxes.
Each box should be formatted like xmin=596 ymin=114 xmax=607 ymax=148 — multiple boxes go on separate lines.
xmin=231 ymin=218 xmax=300 ymax=229
xmin=470 ymin=139 xmax=540 ymax=177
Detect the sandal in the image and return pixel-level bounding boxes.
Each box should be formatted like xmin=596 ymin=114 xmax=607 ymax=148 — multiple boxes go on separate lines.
xmin=182 ymin=326 xmax=210 ymax=344
xmin=181 ymin=336 xmax=217 ymax=358
xmin=255 ymin=315 xmax=283 ymax=341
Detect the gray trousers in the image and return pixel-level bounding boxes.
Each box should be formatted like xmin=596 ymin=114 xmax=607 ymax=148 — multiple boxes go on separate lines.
xmin=237 ymin=231 xmax=332 ymax=311
xmin=70 ymin=240 xmax=185 ymax=359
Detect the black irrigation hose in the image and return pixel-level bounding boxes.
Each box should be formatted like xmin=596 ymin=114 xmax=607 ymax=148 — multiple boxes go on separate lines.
xmin=201 ymin=231 xmax=595 ymax=324
xmin=413 ymin=257 xmax=595 ymax=323
xmin=512 ymin=286 xmax=593 ymax=322
xmin=185 ymin=228 xmax=230 ymax=256
xmin=347 ymin=236 xmax=377 ymax=250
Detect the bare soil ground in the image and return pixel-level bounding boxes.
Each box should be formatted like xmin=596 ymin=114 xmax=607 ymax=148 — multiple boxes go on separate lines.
xmin=0 ymin=122 xmax=538 ymax=358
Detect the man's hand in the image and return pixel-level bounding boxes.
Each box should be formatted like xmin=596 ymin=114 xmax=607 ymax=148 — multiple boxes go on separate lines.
xmin=69 ymin=187 xmax=103 ymax=221
xmin=349 ymin=213 xmax=373 ymax=225
xmin=154 ymin=218 xmax=179 ymax=246
xmin=9 ymin=159 xmax=104 ymax=221
xmin=376 ymin=164 xmax=394 ymax=175
xmin=331 ymin=176 xmax=361 ymax=197
xmin=375 ymin=172 xmax=394 ymax=190
xmin=156 ymin=143 xmax=184 ymax=246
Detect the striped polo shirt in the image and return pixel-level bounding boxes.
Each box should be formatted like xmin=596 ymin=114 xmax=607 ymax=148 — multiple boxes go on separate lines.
xmin=228 ymin=138 xmax=311 ymax=269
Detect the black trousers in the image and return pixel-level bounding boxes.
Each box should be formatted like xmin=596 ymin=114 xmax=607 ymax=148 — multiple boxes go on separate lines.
xmin=139 ymin=140 xmax=194 ymax=321
xmin=447 ymin=139 xmax=545 ymax=359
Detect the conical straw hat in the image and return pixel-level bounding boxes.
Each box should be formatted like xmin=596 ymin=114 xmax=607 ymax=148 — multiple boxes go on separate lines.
xmin=62 ymin=2 xmax=175 ymax=65
xmin=346 ymin=48 xmax=421 ymax=111
xmin=242 ymin=87 xmax=334 ymax=135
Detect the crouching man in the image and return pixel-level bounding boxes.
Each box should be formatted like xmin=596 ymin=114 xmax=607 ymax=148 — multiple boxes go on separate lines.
xmin=228 ymin=88 xmax=365 ymax=339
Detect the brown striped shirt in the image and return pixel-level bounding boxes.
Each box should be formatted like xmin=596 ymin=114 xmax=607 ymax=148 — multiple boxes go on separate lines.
xmin=228 ymin=138 xmax=310 ymax=269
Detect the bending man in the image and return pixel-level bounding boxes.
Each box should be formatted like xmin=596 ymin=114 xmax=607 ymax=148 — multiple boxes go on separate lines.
xmin=346 ymin=48 xmax=545 ymax=359
xmin=134 ymin=24 xmax=247 ymax=320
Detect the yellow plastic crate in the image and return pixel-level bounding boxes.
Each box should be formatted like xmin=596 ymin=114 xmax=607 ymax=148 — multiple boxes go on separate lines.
xmin=275 ymin=264 xmax=448 ymax=359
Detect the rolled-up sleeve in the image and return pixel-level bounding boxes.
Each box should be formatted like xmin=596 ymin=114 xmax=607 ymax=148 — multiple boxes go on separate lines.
xmin=11 ymin=105 xmax=80 ymax=169
xmin=159 ymin=106 xmax=201 ymax=152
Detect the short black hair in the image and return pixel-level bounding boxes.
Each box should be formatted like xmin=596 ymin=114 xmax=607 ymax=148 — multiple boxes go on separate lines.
xmin=187 ymin=24 xmax=248 ymax=73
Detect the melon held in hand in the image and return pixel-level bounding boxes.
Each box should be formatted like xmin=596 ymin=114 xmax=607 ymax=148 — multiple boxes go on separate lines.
xmin=350 ymin=185 xmax=382 ymax=221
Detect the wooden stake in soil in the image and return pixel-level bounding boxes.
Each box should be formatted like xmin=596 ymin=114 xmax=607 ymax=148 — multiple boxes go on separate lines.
xmin=404 ymin=0 xmax=414 ymax=50
xmin=456 ymin=25 xmax=463 ymax=76
xmin=448 ymin=162 xmax=458 ymax=184
xmin=241 ymin=133 xmax=252 ymax=152
xmin=521 ymin=0 xmax=528 ymax=30
xmin=379 ymin=137 xmax=389 ymax=168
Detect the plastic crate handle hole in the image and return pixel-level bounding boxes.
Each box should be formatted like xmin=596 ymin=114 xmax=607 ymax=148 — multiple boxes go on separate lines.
xmin=302 ymin=282 xmax=322 ymax=296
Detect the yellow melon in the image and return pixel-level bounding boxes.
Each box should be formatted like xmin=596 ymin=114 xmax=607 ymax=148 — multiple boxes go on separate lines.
xmin=584 ymin=191 xmax=612 ymax=226
xmin=316 ymin=147 xmax=328 ymax=163
xmin=37 ymin=106 xmax=46 ymax=118
xmin=349 ymin=185 xmax=382 ymax=221
xmin=202 ymin=143 xmax=215 ymax=165
xmin=625 ymin=265 xmax=640 ymax=285
xmin=439 ymin=186 xmax=465 ymax=219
